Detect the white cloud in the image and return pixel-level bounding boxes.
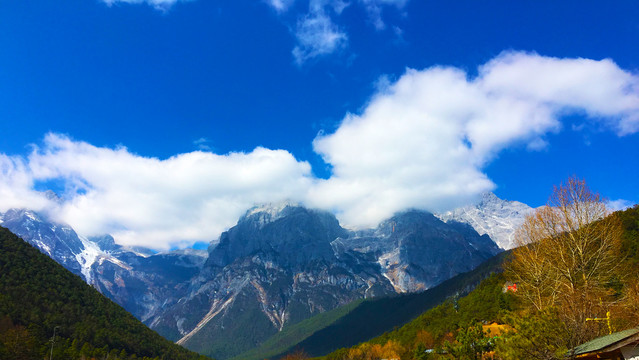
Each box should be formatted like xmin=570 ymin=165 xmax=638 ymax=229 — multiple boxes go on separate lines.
xmin=0 ymin=155 xmax=54 ymax=213
xmin=478 ymin=52 xmax=639 ymax=135
xmin=266 ymin=0 xmax=296 ymax=12
xmin=359 ymin=0 xmax=408 ymax=30
xmin=14 ymin=134 xmax=313 ymax=249
xmin=266 ymin=0 xmax=409 ymax=64
xmin=292 ymin=5 xmax=348 ymax=65
xmin=607 ymin=199 xmax=635 ymax=212
xmin=193 ymin=137 xmax=212 ymax=151
xmin=101 ymin=0 xmax=184 ymax=11
xmin=1 ymin=52 xmax=638 ymax=248
xmin=309 ymin=51 xmax=639 ymax=227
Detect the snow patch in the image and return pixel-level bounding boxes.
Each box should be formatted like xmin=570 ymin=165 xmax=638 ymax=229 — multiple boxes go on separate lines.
xmin=75 ymin=236 xmax=103 ymax=284
xmin=25 ymin=211 xmax=38 ymax=221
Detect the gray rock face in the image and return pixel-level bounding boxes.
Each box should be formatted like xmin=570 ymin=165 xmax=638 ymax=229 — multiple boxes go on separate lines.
xmin=91 ymin=247 xmax=207 ymax=323
xmin=436 ymin=192 xmax=534 ymax=250
xmin=207 ymin=205 xmax=347 ymax=268
xmin=334 ymin=210 xmax=501 ymax=293
xmin=151 ymin=204 xmax=394 ymax=359
xmin=148 ymin=204 xmax=502 ymax=359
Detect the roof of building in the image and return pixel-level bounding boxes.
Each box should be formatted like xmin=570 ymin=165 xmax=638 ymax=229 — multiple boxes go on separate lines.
xmin=573 ymin=327 xmax=639 ymax=355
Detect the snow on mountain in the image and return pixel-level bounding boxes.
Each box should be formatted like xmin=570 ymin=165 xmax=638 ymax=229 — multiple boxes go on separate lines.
xmin=75 ymin=235 xmax=102 ymax=284
xmin=436 ymin=192 xmax=534 ymax=250
xmin=1 ymin=208 xmax=88 ymax=277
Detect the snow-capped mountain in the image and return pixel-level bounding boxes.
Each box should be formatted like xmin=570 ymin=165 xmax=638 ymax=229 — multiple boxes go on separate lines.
xmin=1 ymin=208 xmax=99 ymax=280
xmin=149 ymin=205 xmax=396 ymax=359
xmin=148 ymin=204 xmax=501 ymax=359
xmin=436 ymin=192 xmax=534 ymax=250
xmin=0 ymin=208 xmax=207 ymax=323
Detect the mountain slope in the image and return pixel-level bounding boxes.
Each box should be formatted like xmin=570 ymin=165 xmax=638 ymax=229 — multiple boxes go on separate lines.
xmin=340 ymin=210 xmax=501 ymax=292
xmin=237 ymin=250 xmax=510 ymax=360
xmin=148 ymin=204 xmax=502 ymax=359
xmin=150 ymin=205 xmax=396 ymax=360
xmin=0 ymin=208 xmax=90 ymax=278
xmin=0 ymin=226 xmax=208 ymax=360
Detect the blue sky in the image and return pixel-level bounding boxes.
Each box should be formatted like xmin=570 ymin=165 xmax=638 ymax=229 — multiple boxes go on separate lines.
xmin=1 ymin=0 xmax=638 ymax=249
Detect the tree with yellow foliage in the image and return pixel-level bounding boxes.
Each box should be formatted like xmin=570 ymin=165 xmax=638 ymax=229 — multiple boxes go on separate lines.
xmin=506 ymin=177 xmax=624 ymax=353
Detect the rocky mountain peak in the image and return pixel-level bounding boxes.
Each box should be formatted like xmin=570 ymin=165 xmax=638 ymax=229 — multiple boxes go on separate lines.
xmin=436 ymin=192 xmax=534 ymax=250
xmin=206 ymin=204 xmax=348 ymax=268
xmin=241 ymin=201 xmax=301 ymax=226
xmin=89 ymin=234 xmax=121 ymax=252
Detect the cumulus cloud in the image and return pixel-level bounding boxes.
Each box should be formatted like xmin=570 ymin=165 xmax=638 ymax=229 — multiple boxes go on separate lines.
xmin=4 ymin=134 xmax=313 ymax=249
xmin=0 ymin=155 xmax=54 ymax=213
xmin=309 ymin=51 xmax=639 ymax=227
xmin=1 ymin=52 xmax=638 ymax=248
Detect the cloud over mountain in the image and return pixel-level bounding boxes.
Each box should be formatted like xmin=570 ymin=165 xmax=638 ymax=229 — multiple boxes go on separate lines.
xmin=1 ymin=52 xmax=637 ymax=249
xmin=309 ymin=52 xmax=639 ymax=227
xmin=2 ymin=134 xmax=313 ymax=249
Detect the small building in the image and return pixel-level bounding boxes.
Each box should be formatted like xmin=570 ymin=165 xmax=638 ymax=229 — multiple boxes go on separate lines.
xmin=502 ymin=282 xmax=517 ymax=293
xmin=572 ymin=327 xmax=639 ymax=359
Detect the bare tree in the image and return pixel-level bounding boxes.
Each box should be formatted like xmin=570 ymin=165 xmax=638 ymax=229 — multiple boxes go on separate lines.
xmin=506 ymin=177 xmax=623 ymax=351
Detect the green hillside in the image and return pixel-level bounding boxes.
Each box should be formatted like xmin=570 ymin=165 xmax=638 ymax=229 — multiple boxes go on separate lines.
xmin=320 ymin=272 xmax=517 ymax=360
xmin=0 ymin=226 xmax=210 ymax=360
xmin=236 ymin=250 xmax=510 ymax=360
xmin=233 ymin=299 xmax=365 ymax=360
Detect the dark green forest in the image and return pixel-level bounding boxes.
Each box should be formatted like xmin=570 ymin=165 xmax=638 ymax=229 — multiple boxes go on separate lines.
xmin=0 ymin=226 xmax=210 ymax=360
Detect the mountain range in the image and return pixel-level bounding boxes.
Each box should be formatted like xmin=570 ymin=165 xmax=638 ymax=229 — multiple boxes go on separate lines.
xmin=0 ymin=193 xmax=532 ymax=359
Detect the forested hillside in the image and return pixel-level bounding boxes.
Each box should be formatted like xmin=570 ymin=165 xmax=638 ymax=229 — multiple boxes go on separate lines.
xmin=0 ymin=226 xmax=209 ymax=360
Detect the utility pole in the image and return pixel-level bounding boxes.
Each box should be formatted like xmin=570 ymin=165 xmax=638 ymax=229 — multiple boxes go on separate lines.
xmin=586 ymin=311 xmax=612 ymax=334
xmin=49 ymin=326 xmax=60 ymax=360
